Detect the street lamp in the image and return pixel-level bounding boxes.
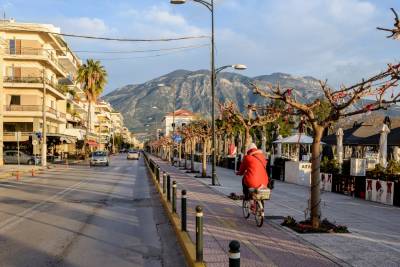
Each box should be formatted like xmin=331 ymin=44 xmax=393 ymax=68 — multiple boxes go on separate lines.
xmin=171 ymin=0 xmax=247 ymax=185
xmin=171 ymin=0 xmax=218 ymax=184
xmin=216 ymin=64 xmax=247 ymax=74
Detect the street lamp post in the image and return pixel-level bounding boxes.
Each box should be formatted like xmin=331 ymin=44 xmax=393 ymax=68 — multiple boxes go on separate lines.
xmin=171 ymin=0 xmax=246 ymax=185
xmin=171 ymin=0 xmax=217 ymax=184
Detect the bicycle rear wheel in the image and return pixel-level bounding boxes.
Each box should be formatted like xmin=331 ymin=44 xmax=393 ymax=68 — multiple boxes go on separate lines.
xmin=255 ymin=200 xmax=264 ymax=227
xmin=242 ymin=199 xmax=250 ymax=219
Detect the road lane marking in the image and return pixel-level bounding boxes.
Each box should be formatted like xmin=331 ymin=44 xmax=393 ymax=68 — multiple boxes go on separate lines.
xmin=0 ymin=179 xmax=89 ymax=232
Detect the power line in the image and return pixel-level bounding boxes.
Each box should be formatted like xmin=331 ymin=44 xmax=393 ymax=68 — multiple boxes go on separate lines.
xmin=2 ymin=25 xmax=209 ymax=42
xmin=90 ymin=44 xmax=209 ymax=61
xmin=2 ymin=43 xmax=210 ymax=54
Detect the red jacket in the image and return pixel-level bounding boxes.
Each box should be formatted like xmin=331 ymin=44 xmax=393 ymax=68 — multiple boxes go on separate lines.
xmin=238 ymin=149 xmax=269 ymax=188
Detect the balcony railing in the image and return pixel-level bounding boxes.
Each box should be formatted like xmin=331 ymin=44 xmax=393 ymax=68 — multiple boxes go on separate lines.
xmin=3 ymin=76 xmax=66 ymax=95
xmin=5 ymin=105 xmax=66 ymax=119
xmin=5 ymin=105 xmax=41 ymax=111
xmin=47 ymin=106 xmax=57 ymax=115
xmin=5 ymin=48 xmax=67 ymax=74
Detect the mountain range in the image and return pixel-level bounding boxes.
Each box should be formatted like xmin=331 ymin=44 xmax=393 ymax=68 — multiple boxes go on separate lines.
xmin=102 ymin=69 xmax=400 ymax=133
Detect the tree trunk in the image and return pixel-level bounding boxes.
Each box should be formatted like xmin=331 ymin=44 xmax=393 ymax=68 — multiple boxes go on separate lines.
xmin=244 ymin=128 xmax=251 ymax=153
xmin=238 ymin=133 xmax=243 ymax=155
xmin=184 ymin=141 xmax=187 ymax=169
xmin=84 ymin=101 xmax=92 ymax=158
xmin=261 ymin=126 xmax=267 ymax=153
xmin=202 ymin=139 xmax=207 ymax=177
xmin=191 ymin=140 xmax=195 ymax=172
xmin=310 ymin=125 xmax=324 ymax=229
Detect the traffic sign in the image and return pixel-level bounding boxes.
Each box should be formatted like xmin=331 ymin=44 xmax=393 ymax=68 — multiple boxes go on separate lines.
xmin=173 ymin=135 xmax=182 ymax=143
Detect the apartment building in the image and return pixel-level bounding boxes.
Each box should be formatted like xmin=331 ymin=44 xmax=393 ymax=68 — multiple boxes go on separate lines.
xmin=95 ymin=101 xmax=113 ymax=150
xmin=110 ymin=112 xmax=123 ymax=135
xmin=0 ymin=20 xmax=70 ymax=154
xmin=162 ymin=109 xmax=195 ymax=136
xmin=0 ymin=19 xmax=134 ymax=159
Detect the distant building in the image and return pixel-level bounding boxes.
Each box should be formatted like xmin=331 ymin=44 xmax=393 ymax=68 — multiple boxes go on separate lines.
xmin=162 ymin=109 xmax=195 ymax=136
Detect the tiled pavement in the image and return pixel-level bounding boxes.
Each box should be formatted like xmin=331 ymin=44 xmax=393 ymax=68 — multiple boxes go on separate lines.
xmin=149 ymin=155 xmax=340 ymax=267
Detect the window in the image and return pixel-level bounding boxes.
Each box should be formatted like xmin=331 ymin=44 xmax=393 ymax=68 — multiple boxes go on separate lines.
xmin=10 ymin=95 xmax=21 ymax=105
xmin=9 ymin=39 xmax=16 ymax=54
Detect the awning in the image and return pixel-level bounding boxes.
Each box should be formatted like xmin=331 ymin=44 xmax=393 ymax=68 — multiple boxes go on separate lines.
xmin=273 ymin=133 xmax=324 ymax=144
xmin=87 ymin=140 xmax=98 ymax=146
xmin=47 ymin=133 xmax=77 ymax=144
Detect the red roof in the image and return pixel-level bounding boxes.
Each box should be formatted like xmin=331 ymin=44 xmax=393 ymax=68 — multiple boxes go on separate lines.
xmin=166 ymin=109 xmax=194 ymax=117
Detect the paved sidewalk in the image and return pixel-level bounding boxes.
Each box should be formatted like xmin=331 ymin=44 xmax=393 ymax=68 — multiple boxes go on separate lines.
xmin=150 ymin=156 xmax=339 ymax=267
xmin=180 ymin=160 xmax=400 ymax=267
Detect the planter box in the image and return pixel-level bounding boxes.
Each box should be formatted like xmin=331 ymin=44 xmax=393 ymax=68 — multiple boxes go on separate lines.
xmin=365 ymin=179 xmax=394 ymax=205
xmin=320 ymin=173 xmax=333 ymax=192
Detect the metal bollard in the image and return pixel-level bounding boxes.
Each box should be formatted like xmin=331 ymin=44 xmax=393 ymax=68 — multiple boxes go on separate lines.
xmin=155 ymin=166 xmax=160 ymax=183
xmin=167 ymin=174 xmax=171 ymax=202
xmin=181 ymin=190 xmax=187 ymax=231
xmin=229 ymin=240 xmax=240 ymax=267
xmin=172 ymin=181 xmax=177 ymax=213
xmin=163 ymin=172 xmax=167 ymax=194
xmin=196 ymin=205 xmax=203 ymax=262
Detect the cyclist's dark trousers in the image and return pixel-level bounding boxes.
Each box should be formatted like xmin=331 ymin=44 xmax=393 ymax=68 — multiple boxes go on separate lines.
xmin=242 ymin=179 xmax=250 ymax=200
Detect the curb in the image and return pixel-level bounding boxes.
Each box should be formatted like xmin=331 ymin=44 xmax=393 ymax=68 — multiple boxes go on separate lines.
xmin=0 ymin=167 xmax=45 ymax=179
xmin=269 ymin=221 xmax=352 ymax=267
xmin=143 ymin=156 xmax=206 ymax=267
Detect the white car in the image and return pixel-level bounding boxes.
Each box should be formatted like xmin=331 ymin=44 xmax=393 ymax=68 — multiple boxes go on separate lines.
xmin=90 ymin=151 xmax=110 ymax=166
xmin=127 ymin=150 xmax=140 ymax=160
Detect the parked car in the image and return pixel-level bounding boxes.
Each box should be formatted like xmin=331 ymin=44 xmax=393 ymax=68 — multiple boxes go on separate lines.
xmin=127 ymin=150 xmax=140 ymax=160
xmin=90 ymin=151 xmax=109 ymax=166
xmin=119 ymin=148 xmax=127 ymax=153
xmin=3 ymin=150 xmax=41 ymax=165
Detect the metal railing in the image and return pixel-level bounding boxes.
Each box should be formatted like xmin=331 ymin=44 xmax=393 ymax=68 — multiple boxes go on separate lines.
xmin=4 ymin=105 xmax=65 ymax=119
xmin=5 ymin=105 xmax=42 ymax=111
xmin=3 ymin=76 xmax=66 ymax=95
xmin=5 ymin=48 xmax=67 ymax=74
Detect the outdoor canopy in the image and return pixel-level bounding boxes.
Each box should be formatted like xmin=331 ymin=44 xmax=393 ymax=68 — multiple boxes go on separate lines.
xmin=273 ymin=133 xmax=323 ymax=144
xmin=322 ymin=123 xmax=400 ymax=146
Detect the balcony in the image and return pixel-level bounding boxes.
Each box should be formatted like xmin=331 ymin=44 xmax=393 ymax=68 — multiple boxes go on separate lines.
xmin=4 ymin=105 xmax=66 ymax=121
xmin=5 ymin=105 xmax=41 ymax=112
xmin=3 ymin=76 xmax=66 ymax=99
xmin=4 ymin=49 xmax=67 ymax=76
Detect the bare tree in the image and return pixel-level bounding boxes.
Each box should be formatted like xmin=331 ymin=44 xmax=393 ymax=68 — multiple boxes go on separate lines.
xmin=219 ymin=101 xmax=281 ymax=153
xmin=251 ymin=63 xmax=400 ymax=228
xmin=377 ymin=8 xmax=400 ymax=39
xmin=178 ymin=123 xmax=198 ymax=173
xmin=191 ymin=120 xmax=212 ymax=178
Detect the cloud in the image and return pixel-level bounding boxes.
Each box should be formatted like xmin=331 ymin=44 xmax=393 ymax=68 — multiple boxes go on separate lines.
xmin=58 ymin=17 xmax=114 ymax=35
xmin=144 ymin=6 xmax=186 ymax=27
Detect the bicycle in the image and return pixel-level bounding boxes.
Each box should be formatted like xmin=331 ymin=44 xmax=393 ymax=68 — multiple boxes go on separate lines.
xmin=242 ymin=187 xmax=271 ymax=227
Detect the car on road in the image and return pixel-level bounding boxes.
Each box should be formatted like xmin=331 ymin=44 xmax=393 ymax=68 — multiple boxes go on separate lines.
xmin=127 ymin=150 xmax=140 ymax=160
xmin=119 ymin=148 xmax=127 ymax=153
xmin=3 ymin=150 xmax=41 ymax=165
xmin=90 ymin=151 xmax=109 ymax=166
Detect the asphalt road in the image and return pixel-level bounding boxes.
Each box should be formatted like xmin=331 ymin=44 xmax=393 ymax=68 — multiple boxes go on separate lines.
xmin=0 ymin=155 xmax=186 ymax=267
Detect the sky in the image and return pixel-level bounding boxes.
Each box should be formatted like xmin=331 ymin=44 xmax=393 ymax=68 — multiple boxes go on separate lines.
xmin=1 ymin=0 xmax=399 ymax=95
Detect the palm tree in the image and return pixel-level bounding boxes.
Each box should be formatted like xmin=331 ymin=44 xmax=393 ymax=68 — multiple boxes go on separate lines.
xmin=76 ymin=59 xmax=107 ymax=155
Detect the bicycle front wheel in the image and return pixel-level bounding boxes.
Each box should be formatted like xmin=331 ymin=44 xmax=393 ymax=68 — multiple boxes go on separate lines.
xmin=255 ymin=200 xmax=264 ymax=227
xmin=242 ymin=199 xmax=250 ymax=219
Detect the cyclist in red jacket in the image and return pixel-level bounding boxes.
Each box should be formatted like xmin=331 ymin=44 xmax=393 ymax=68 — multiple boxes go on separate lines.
xmin=236 ymin=143 xmax=269 ymax=200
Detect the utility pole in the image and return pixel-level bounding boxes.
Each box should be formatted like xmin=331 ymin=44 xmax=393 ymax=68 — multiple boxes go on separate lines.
xmin=0 ymin=39 xmax=4 ymax=166
xmin=41 ymin=69 xmax=47 ymax=167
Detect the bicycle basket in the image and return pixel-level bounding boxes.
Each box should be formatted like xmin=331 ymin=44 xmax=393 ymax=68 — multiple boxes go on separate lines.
xmin=254 ymin=188 xmax=271 ymax=200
